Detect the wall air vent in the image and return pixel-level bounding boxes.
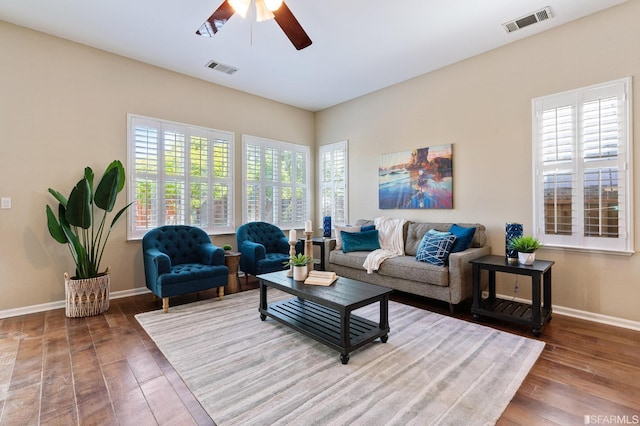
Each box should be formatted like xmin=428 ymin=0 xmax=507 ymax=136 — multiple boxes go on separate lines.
xmin=502 ymin=6 xmax=552 ymax=33
xmin=206 ymin=60 xmax=238 ymax=75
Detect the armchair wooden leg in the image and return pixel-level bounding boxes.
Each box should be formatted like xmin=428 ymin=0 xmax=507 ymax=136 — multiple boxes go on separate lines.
xmin=163 ymin=297 xmax=169 ymax=313
xmin=218 ymin=286 xmax=224 ymax=301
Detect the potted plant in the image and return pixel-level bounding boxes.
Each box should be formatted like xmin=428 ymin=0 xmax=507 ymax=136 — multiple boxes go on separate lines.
xmin=222 ymin=244 xmax=233 ymax=251
xmin=507 ymin=235 xmax=542 ymax=265
xmin=46 ymin=160 xmax=133 ymax=318
xmin=283 ymin=253 xmax=312 ymax=281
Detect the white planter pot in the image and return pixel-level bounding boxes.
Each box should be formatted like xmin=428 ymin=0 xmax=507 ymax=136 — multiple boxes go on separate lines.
xmin=64 ymin=270 xmax=110 ymax=318
xmin=293 ymin=265 xmax=308 ymax=281
xmin=518 ymin=252 xmax=536 ymax=265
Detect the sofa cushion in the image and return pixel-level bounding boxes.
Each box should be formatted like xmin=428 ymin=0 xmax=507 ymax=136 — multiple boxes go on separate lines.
xmin=158 ymin=263 xmax=228 ymax=286
xmin=416 ymin=230 xmax=457 ymax=266
xmin=341 ymin=229 xmax=381 ymax=253
xmin=329 ymin=250 xmax=450 ymax=287
xmin=377 ymin=255 xmax=449 ymax=286
xmin=405 ymin=222 xmax=485 ymax=255
xmin=449 ymin=224 xmax=476 ymax=253
xmin=334 ymin=225 xmax=361 ymax=250
xmin=329 ymin=250 xmax=370 ymax=269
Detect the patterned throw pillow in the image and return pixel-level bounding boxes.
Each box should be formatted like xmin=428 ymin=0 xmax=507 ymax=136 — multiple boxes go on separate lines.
xmin=416 ymin=229 xmax=457 ymax=266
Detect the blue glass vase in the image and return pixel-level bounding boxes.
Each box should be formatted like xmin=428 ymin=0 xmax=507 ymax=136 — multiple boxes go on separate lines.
xmin=505 ymin=223 xmax=523 ymax=263
xmin=323 ymin=216 xmax=332 ymax=238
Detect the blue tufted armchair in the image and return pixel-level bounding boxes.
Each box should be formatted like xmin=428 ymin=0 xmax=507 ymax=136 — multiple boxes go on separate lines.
xmin=142 ymin=225 xmax=228 ymax=313
xmin=236 ymin=222 xmax=290 ymax=283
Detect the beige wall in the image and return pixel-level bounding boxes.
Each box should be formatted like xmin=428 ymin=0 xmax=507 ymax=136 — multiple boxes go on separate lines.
xmin=2 ymin=1 xmax=640 ymax=324
xmin=0 ymin=21 xmax=314 ymax=311
xmin=316 ymin=1 xmax=640 ymax=322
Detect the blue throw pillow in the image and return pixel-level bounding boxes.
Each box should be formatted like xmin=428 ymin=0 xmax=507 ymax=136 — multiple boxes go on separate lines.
xmin=416 ymin=229 xmax=457 ymax=266
xmin=360 ymin=225 xmax=376 ymax=232
xmin=341 ymin=229 xmax=381 ymax=253
xmin=449 ymin=224 xmax=476 ymax=253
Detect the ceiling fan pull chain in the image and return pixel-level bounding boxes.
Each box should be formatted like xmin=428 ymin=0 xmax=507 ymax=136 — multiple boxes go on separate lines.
xmin=250 ymin=0 xmax=254 ymax=46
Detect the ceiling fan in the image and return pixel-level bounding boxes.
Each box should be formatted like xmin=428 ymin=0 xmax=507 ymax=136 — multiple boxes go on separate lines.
xmin=196 ymin=0 xmax=312 ymax=50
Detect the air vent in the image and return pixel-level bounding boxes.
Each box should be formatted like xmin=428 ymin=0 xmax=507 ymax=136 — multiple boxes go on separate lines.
xmin=502 ymin=6 xmax=552 ymax=33
xmin=206 ymin=60 xmax=238 ymax=75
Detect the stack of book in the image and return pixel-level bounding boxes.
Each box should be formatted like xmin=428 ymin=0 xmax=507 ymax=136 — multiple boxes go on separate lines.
xmin=304 ymin=270 xmax=338 ymax=286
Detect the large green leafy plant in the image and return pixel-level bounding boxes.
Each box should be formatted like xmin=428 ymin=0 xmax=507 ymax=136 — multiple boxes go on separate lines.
xmin=46 ymin=160 xmax=133 ymax=279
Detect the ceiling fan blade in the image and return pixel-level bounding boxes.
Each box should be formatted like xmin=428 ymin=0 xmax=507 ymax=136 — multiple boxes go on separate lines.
xmin=196 ymin=0 xmax=236 ymax=36
xmin=272 ymin=2 xmax=312 ymax=50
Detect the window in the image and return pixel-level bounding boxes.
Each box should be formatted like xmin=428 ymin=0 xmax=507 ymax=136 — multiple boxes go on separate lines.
xmin=319 ymin=141 xmax=349 ymax=226
xmin=127 ymin=115 xmax=234 ymax=239
xmin=242 ymin=135 xmax=310 ymax=229
xmin=532 ymin=78 xmax=633 ymax=253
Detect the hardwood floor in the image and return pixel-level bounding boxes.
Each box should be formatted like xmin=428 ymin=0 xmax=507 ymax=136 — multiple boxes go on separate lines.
xmin=1 ymin=278 xmax=638 ymax=425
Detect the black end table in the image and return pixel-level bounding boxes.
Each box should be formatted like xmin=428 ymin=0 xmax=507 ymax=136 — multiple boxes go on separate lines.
xmin=471 ymin=254 xmax=554 ymax=336
xmin=297 ymin=236 xmax=331 ymax=270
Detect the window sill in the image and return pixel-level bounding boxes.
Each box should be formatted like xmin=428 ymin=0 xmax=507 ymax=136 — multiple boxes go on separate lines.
xmin=541 ymin=244 xmax=635 ymax=257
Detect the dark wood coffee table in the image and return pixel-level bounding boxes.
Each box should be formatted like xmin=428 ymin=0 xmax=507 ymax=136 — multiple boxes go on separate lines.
xmin=257 ymin=271 xmax=392 ymax=364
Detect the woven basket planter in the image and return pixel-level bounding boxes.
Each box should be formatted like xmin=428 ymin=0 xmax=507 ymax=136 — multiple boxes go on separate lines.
xmin=64 ymin=269 xmax=110 ymax=318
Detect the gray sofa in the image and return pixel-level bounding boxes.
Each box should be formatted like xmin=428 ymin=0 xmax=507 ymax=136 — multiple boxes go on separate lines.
xmin=325 ymin=219 xmax=490 ymax=311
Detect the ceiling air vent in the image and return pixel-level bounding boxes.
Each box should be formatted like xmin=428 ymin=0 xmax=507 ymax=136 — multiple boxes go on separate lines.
xmin=502 ymin=6 xmax=552 ymax=33
xmin=206 ymin=60 xmax=238 ymax=75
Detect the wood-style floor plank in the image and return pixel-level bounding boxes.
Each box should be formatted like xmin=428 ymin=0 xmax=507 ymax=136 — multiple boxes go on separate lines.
xmin=0 ymin=278 xmax=638 ymax=425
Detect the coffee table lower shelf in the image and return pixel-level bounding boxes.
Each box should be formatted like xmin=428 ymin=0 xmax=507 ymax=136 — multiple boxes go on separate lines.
xmin=260 ymin=297 xmax=388 ymax=364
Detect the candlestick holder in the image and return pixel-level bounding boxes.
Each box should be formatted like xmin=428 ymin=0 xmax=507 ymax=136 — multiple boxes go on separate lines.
xmin=287 ymin=240 xmax=297 ymax=277
xmin=304 ymin=231 xmax=314 ymax=272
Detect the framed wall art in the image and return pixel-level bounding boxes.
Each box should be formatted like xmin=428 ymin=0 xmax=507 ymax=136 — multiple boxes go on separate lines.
xmin=378 ymin=144 xmax=453 ymax=209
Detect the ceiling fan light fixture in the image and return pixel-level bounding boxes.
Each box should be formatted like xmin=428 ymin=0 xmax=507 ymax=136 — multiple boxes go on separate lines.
xmin=228 ymin=0 xmax=250 ymax=18
xmin=255 ymin=0 xmax=275 ymax=22
xmin=264 ymin=0 xmax=283 ymax=11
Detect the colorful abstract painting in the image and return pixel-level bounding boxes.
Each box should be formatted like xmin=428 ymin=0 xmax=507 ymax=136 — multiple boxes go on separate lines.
xmin=379 ymin=144 xmax=453 ymax=209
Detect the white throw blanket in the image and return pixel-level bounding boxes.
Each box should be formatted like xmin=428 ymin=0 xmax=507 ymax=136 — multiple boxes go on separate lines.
xmin=363 ymin=217 xmax=407 ymax=274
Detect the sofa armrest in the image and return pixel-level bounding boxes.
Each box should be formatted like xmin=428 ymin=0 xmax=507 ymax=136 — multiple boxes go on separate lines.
xmin=323 ymin=238 xmax=336 ymax=269
xmin=143 ymin=248 xmax=171 ymax=288
xmin=200 ymin=243 xmax=225 ymax=265
xmin=448 ymin=246 xmax=491 ymax=304
xmin=238 ymin=240 xmax=266 ymax=276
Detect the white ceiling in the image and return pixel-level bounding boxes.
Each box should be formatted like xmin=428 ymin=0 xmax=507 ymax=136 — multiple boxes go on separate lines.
xmin=0 ymin=0 xmax=628 ymax=111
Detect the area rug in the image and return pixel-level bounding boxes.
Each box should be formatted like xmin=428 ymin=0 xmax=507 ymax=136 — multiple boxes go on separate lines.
xmin=136 ymin=289 xmax=544 ymax=426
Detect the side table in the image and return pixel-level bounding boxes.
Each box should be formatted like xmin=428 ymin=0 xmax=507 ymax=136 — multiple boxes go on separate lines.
xmin=224 ymin=251 xmax=242 ymax=293
xmin=470 ymin=254 xmax=554 ymax=336
xmin=297 ymin=237 xmax=330 ymax=271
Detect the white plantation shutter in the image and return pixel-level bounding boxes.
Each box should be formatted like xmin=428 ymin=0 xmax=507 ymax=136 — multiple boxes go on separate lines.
xmin=212 ymin=135 xmax=233 ymax=229
xmin=319 ymin=141 xmax=348 ymax=226
xmin=533 ymin=78 xmax=633 ymax=253
xmin=244 ymin=142 xmax=262 ymax=223
xmin=189 ymin=130 xmax=209 ymax=229
xmin=132 ymin=119 xmax=160 ymax=231
xmin=294 ymin=149 xmax=309 ymax=224
xmin=242 ymin=135 xmax=310 ymax=229
xmin=163 ymin=125 xmax=186 ymax=225
xmin=127 ymin=115 xmax=234 ymax=239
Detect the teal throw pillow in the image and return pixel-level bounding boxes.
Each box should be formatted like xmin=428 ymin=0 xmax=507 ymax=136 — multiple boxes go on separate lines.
xmin=416 ymin=229 xmax=457 ymax=266
xmin=360 ymin=225 xmax=376 ymax=232
xmin=341 ymin=229 xmax=381 ymax=253
xmin=449 ymin=224 xmax=476 ymax=253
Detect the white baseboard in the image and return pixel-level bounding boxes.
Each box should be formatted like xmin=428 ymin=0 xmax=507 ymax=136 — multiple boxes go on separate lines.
xmin=0 ymin=287 xmax=151 ymax=319
xmin=487 ymin=292 xmax=640 ymax=332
